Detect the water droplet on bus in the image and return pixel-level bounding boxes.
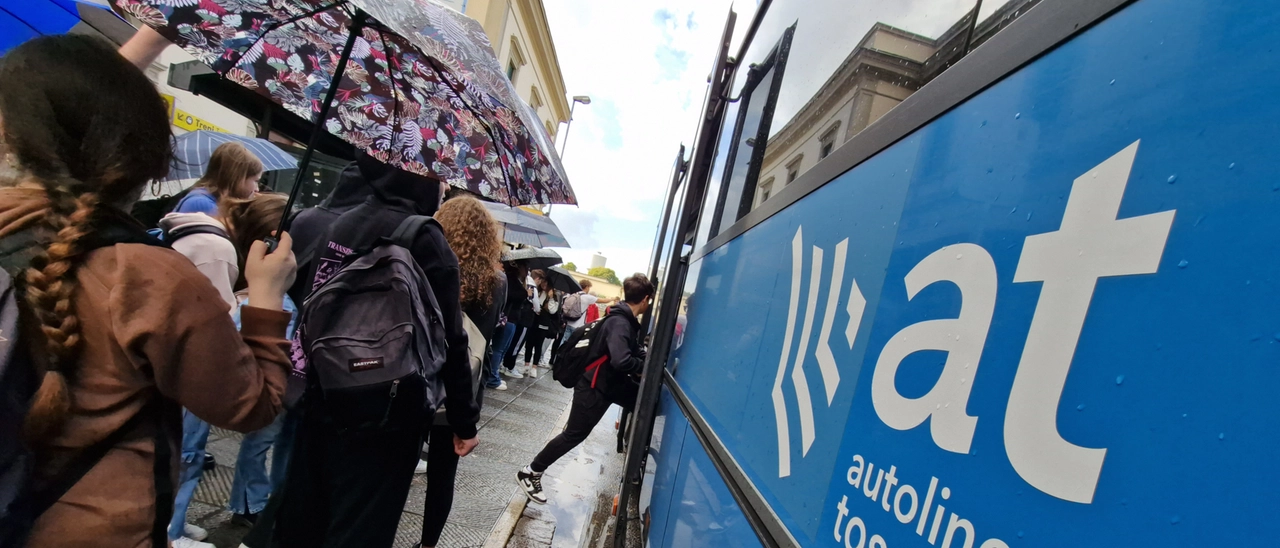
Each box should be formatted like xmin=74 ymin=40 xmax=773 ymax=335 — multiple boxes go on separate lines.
xmin=1014 ymin=112 xmax=1021 ymax=119
xmin=1167 ymin=174 xmax=1177 ymax=184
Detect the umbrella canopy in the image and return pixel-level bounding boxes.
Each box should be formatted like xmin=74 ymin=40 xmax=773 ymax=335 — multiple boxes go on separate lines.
xmin=1 ymin=0 xmax=130 ymax=55
xmin=353 ymin=0 xmax=570 ymax=204
xmin=167 ymin=130 xmax=299 ymax=182
xmin=111 ymin=0 xmax=575 ymax=207
xmin=500 ymin=247 xmax=561 ymax=271
xmin=544 ymin=266 xmax=581 ymax=294
xmin=480 ymin=201 xmax=569 ymax=248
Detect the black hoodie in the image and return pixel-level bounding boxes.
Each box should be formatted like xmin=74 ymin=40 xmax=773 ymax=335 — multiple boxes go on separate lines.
xmin=589 ymin=303 xmax=645 ymax=409
xmin=286 ymin=162 xmax=374 ymax=304
xmin=304 ymin=154 xmax=479 ymax=439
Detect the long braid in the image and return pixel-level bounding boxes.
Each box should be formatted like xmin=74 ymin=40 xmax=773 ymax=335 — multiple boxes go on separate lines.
xmin=21 ymin=183 xmax=98 ymax=441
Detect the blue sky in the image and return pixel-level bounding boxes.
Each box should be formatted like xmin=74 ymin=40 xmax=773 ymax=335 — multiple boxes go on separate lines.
xmin=541 ymin=0 xmax=733 ymax=277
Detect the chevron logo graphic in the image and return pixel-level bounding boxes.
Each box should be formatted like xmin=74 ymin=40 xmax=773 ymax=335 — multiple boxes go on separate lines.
xmin=772 ymin=226 xmax=866 ymax=478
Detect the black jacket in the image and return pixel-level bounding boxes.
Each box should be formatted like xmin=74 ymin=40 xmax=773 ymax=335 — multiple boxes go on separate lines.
xmin=307 ymin=154 xmax=480 ymax=439
xmin=588 ymin=303 xmax=645 ymax=408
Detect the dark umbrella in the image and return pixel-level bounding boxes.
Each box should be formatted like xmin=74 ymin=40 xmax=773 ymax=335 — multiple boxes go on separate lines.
xmin=481 ymin=202 xmax=569 ymax=248
xmin=500 ymin=247 xmax=561 ymax=271
xmin=112 ymin=0 xmax=576 ymax=220
xmin=544 ymin=266 xmax=581 ymax=294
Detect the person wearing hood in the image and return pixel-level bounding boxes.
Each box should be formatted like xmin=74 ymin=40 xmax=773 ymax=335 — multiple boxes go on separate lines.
xmin=274 ymin=153 xmax=481 ymax=548
xmin=285 ymin=161 xmax=373 ymax=305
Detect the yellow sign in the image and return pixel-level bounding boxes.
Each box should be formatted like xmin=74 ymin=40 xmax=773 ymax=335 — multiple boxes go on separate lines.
xmin=172 ymin=108 xmax=229 ymax=133
xmin=160 ymin=93 xmax=175 ymax=120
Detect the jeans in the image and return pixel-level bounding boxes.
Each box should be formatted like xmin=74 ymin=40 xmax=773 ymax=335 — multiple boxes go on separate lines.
xmin=169 ymin=408 xmax=211 ymax=539
xmin=486 ymin=323 xmax=517 ymax=387
xmin=228 ymin=410 xmax=294 ymax=515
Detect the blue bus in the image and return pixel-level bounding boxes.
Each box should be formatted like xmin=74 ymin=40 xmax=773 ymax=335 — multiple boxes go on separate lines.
xmin=615 ymin=0 xmax=1280 ymax=546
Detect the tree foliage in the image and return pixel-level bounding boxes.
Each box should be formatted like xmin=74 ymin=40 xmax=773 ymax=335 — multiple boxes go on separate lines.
xmin=588 ymin=266 xmax=620 ymax=285
xmin=564 ymin=262 xmax=577 ymax=272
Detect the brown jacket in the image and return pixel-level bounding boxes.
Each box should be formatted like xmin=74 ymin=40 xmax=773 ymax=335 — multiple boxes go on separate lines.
xmin=0 ymin=189 xmax=291 ymax=547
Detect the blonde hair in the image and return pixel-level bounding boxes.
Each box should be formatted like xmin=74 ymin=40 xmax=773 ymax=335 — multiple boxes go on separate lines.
xmin=436 ymin=197 xmax=501 ymax=309
xmin=196 ymin=142 xmax=262 ymax=200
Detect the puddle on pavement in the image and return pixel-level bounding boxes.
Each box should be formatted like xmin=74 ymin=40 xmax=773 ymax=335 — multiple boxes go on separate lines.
xmin=543 ymin=407 xmax=621 ymax=548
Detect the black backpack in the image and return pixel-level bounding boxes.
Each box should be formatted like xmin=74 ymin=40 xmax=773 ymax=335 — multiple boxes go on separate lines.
xmin=551 ymin=319 xmax=607 ymax=389
xmin=298 ymin=216 xmax=448 ymax=429
xmin=0 ymin=219 xmax=175 ymax=546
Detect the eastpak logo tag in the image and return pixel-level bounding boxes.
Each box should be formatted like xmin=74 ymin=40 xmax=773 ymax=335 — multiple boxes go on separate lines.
xmin=349 ymin=357 xmax=385 ymax=372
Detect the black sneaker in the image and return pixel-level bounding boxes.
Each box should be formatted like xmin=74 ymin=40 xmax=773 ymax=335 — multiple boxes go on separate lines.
xmin=202 ymin=452 xmax=216 ymax=471
xmin=231 ymin=512 xmax=257 ymax=527
xmin=517 ymin=466 xmax=547 ymax=504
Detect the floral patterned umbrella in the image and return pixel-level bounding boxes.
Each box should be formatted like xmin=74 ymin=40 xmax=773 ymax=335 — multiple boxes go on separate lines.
xmin=111 ymin=0 xmax=576 ymax=207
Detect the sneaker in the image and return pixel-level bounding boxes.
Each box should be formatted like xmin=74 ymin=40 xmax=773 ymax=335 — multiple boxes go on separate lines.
xmin=231 ymin=512 xmax=257 ymax=527
xmin=494 ymin=381 xmax=509 ymax=391
xmin=174 ymin=537 xmax=214 ymax=548
xmin=517 ymin=465 xmax=547 ymax=504
xmin=526 ymin=365 xmax=538 ymax=379
xmin=202 ymin=452 xmax=216 ymax=471
xmin=501 ymin=367 xmax=523 ymax=379
xmin=415 ymin=459 xmax=428 ymax=474
xmin=183 ymin=523 xmax=208 ymax=541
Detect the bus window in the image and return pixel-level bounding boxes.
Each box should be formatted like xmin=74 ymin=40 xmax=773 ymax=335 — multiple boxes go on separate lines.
xmin=730 ymin=0 xmax=1048 ymax=214
xmin=692 ymin=98 xmax=741 ymax=250
xmin=711 ymin=26 xmax=794 ymax=236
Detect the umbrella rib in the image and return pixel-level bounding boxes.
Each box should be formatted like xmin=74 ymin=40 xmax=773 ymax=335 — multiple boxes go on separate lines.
xmin=0 ymin=7 xmax=44 ymax=35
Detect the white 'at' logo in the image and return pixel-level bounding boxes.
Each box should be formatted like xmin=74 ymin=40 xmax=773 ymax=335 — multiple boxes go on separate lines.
xmin=778 ymin=141 xmax=1175 ymax=505
xmin=771 ymin=231 xmax=867 ymax=479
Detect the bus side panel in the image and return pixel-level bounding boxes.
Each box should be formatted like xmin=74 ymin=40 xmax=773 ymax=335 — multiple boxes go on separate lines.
xmin=669 ymin=0 xmax=1280 ymax=545
xmin=644 ymin=386 xmax=762 ymax=548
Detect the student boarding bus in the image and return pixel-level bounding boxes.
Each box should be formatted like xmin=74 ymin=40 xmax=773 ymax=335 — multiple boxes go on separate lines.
xmin=613 ymin=0 xmax=1279 ymax=546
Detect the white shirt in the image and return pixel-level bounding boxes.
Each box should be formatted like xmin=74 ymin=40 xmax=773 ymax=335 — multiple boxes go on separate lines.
xmin=567 ymin=292 xmax=599 ymax=329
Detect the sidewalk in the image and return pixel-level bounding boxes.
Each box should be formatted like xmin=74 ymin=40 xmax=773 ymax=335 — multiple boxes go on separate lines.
xmin=189 ymin=368 xmax=629 ymax=548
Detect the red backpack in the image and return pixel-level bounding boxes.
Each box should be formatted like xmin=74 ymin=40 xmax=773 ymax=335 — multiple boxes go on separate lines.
xmin=584 ymin=302 xmax=600 ymax=323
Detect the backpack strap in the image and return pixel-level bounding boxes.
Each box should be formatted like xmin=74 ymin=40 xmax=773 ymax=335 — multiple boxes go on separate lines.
xmin=21 ymin=394 xmax=176 ymax=545
xmin=166 ymin=224 xmax=230 ymax=243
xmin=388 ymin=215 xmax=436 ymax=249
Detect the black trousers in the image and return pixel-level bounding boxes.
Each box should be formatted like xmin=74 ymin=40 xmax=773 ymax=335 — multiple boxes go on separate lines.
xmin=274 ymin=383 xmax=425 ymax=548
xmin=419 ymin=424 xmax=459 ymax=547
xmin=531 ymin=382 xmax=612 ymax=472
xmin=523 ymin=327 xmax=547 ymax=364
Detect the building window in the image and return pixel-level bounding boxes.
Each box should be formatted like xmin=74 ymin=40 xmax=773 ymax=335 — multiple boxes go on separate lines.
xmin=758 ymin=177 xmax=775 ymax=205
xmin=506 ymin=38 xmax=526 ymax=82
xmin=819 ymin=122 xmax=840 ymax=159
xmin=786 ymin=155 xmax=803 ymax=184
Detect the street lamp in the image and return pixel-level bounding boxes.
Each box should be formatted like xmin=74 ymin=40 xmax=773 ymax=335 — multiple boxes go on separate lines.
xmin=559 ymin=95 xmax=591 ymax=158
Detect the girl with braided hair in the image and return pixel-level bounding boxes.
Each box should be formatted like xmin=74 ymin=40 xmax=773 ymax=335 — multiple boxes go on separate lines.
xmin=0 ymin=35 xmax=297 ymax=547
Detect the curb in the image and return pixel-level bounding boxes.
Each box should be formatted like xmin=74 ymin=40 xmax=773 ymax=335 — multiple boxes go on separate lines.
xmin=482 ymin=381 xmax=573 ymax=548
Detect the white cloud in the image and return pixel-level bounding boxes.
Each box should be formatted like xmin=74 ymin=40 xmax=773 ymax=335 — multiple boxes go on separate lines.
xmin=541 ymin=0 xmax=735 ymax=280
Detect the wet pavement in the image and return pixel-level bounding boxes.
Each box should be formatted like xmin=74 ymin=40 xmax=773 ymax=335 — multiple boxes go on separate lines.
xmin=187 ymin=367 xmax=634 ymax=548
